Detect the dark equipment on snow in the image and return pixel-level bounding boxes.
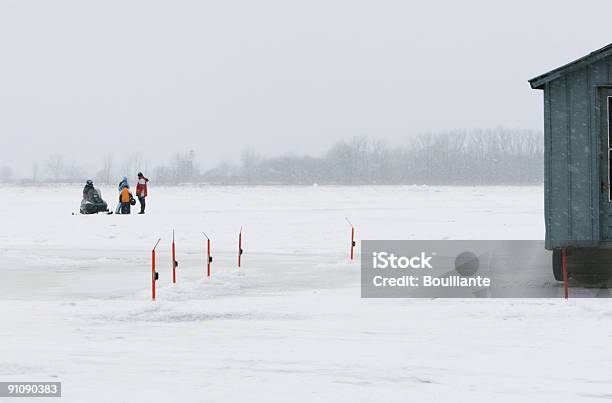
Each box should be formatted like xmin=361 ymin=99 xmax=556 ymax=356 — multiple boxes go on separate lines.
xmin=80 ymin=188 xmax=109 ymax=214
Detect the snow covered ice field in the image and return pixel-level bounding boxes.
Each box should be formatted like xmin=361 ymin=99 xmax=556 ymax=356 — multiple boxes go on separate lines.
xmin=1 ymin=184 xmax=611 ymax=402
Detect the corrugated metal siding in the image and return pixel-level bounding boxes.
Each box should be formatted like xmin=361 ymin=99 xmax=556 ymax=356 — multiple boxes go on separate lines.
xmin=567 ymin=68 xmax=590 ymax=239
xmin=548 ymin=78 xmax=571 ymax=243
xmin=592 ymin=58 xmax=612 ymax=240
xmin=544 ymin=84 xmax=552 ymax=249
xmin=588 ymin=58 xmax=607 ymax=241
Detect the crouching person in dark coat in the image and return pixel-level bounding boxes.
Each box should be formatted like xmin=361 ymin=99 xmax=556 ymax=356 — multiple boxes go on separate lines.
xmin=119 ymin=186 xmax=132 ymax=214
xmin=83 ymin=179 xmax=96 ymax=201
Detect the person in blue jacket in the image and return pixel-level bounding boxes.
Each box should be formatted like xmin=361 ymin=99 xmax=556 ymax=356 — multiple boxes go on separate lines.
xmin=115 ymin=176 xmax=130 ymax=214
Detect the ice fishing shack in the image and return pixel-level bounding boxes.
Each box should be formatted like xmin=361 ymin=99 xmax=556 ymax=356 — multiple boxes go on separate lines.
xmin=529 ymin=43 xmax=612 ymax=281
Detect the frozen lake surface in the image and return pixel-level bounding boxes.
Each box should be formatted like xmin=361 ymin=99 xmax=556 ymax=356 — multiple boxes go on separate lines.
xmin=1 ymin=185 xmax=611 ymax=402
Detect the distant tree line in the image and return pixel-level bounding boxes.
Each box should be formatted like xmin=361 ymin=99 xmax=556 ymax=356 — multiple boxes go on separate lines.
xmin=3 ymin=128 xmax=543 ymax=186
xmin=202 ymin=128 xmax=543 ymax=185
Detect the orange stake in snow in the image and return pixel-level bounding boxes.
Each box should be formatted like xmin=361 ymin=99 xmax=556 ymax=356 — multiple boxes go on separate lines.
xmin=203 ymin=232 xmax=212 ymax=277
xmin=238 ymin=227 xmax=244 ymax=268
xmin=152 ymin=238 xmax=161 ymax=301
xmin=562 ymin=248 xmax=568 ymax=300
xmin=346 ymin=217 xmax=356 ymax=261
xmin=171 ymin=230 xmax=178 ymax=284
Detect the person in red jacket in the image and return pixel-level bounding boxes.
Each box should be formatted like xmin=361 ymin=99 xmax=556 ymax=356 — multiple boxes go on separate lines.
xmin=136 ymin=172 xmax=149 ymax=214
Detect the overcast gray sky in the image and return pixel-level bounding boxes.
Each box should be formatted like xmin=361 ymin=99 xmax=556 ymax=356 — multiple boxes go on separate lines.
xmin=1 ymin=0 xmax=612 ymax=176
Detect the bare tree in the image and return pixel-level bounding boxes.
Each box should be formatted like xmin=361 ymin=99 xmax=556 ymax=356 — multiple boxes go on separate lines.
xmin=0 ymin=166 xmax=13 ymax=183
xmin=240 ymin=149 xmax=261 ymax=184
xmin=64 ymin=159 xmax=85 ymax=183
xmin=172 ymin=150 xmax=196 ymax=183
xmin=99 ymin=154 xmax=114 ymax=184
xmin=46 ymin=154 xmax=64 ymax=182
xmin=119 ymin=152 xmax=143 ymax=182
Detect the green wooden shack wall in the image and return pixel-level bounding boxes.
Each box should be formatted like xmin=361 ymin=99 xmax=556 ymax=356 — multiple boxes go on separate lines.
xmin=543 ymin=56 xmax=612 ymax=248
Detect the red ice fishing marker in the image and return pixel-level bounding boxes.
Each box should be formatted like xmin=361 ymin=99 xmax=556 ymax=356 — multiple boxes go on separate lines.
xmin=203 ymin=232 xmax=212 ymax=277
xmin=346 ymin=217 xmax=356 ymax=261
xmin=238 ymin=227 xmax=244 ymax=268
xmin=151 ymin=238 xmax=161 ymax=301
xmin=171 ymin=230 xmax=178 ymax=284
